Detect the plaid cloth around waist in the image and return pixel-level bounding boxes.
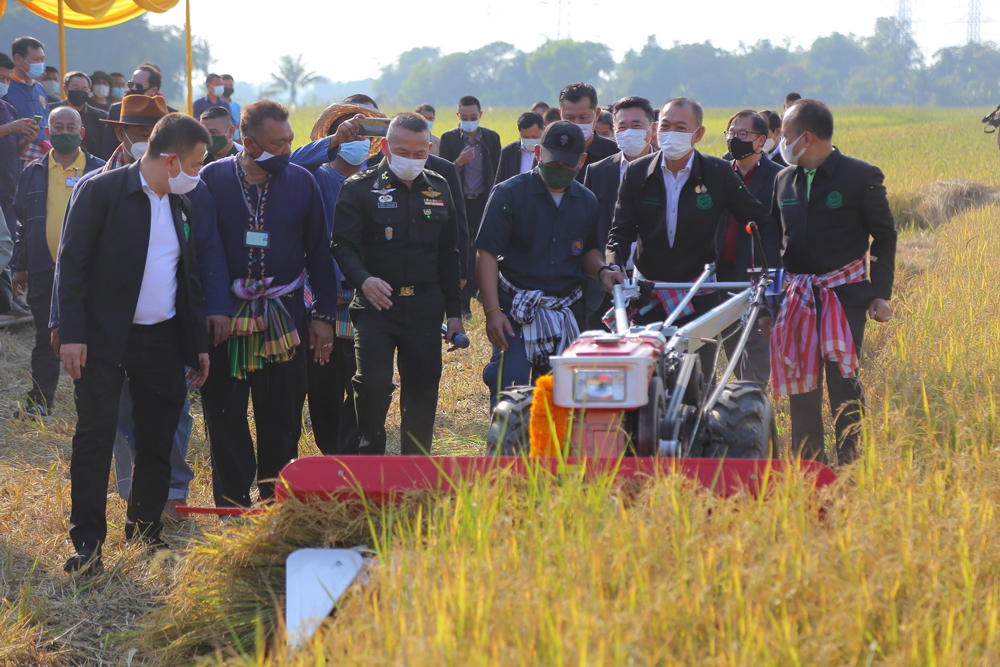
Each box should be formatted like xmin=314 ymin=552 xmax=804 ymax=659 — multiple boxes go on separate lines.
xmin=228 ymin=271 xmax=307 ymax=379
xmin=304 ymin=281 xmax=354 ymax=339
xmin=499 ymin=273 xmax=582 ymax=366
xmin=770 ymin=256 xmax=867 ymax=398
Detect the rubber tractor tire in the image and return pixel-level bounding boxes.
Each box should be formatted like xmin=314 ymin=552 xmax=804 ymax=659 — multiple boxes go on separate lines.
xmin=486 ymin=386 xmax=534 ymax=456
xmin=703 ymin=382 xmax=777 ymax=459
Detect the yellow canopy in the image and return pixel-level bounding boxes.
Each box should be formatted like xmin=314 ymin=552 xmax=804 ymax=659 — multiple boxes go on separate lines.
xmin=6 ymin=0 xmax=193 ymax=115
xmin=14 ymin=0 xmax=178 ymax=28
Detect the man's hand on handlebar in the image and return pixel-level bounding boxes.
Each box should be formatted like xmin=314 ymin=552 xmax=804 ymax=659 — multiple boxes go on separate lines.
xmin=600 ymin=266 xmax=627 ymax=293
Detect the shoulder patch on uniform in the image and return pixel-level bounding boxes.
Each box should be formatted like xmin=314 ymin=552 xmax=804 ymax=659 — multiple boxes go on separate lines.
xmin=346 ymin=167 xmax=377 ymax=183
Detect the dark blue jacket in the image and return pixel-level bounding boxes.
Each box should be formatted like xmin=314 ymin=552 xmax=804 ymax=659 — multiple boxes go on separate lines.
xmin=12 ymin=149 xmax=105 ymax=274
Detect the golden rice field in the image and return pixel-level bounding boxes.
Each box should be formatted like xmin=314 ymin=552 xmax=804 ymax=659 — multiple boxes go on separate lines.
xmin=1 ymin=106 xmax=999 ymax=665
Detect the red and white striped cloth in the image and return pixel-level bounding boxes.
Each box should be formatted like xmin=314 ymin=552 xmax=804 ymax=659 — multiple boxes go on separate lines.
xmin=22 ymin=139 xmax=52 ymax=165
xmin=770 ymin=256 xmax=867 ymax=397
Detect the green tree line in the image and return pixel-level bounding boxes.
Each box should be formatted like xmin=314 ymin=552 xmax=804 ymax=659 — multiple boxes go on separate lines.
xmin=374 ymin=17 xmax=1000 ymax=108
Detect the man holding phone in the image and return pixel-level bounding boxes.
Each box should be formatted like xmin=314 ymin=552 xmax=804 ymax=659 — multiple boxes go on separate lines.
xmin=4 ymin=37 xmax=51 ymax=166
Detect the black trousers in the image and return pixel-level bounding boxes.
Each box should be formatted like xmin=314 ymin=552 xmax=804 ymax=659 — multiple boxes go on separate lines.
xmin=461 ymin=195 xmax=488 ymax=313
xmin=201 ymin=341 xmax=307 ymax=507
xmin=26 ymin=269 xmax=61 ymax=409
xmin=306 ymin=336 xmax=361 ymax=455
xmin=788 ymin=300 xmax=867 ymax=466
xmin=69 ymin=319 xmax=186 ymax=553
xmin=351 ymin=290 xmax=444 ymax=455
xmin=717 ymin=263 xmax=771 ymax=388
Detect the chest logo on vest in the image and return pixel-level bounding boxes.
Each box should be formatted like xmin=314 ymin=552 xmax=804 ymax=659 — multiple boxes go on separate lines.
xmin=384 ymin=227 xmax=393 ymax=240
xmin=826 ymin=191 xmax=843 ymax=209
xmin=421 ymin=189 xmax=441 ymax=198
xmin=696 ymin=193 xmax=713 ymax=210
xmin=571 ymin=239 xmax=583 ymax=256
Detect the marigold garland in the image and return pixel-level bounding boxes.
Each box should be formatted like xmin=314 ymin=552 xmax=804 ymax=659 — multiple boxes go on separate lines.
xmin=529 ymin=375 xmax=570 ymax=457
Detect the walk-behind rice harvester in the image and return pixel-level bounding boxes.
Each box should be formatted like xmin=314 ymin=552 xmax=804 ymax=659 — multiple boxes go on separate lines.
xmin=180 ymin=223 xmax=836 ymax=646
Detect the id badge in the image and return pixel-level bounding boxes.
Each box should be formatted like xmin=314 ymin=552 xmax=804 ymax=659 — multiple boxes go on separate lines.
xmin=245 ymin=230 xmax=270 ymax=248
xmin=65 ymin=176 xmax=80 ymax=187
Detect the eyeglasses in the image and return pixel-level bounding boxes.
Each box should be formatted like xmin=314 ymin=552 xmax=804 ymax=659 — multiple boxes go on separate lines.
xmin=724 ymin=129 xmax=764 ymax=141
xmin=127 ymin=81 xmax=148 ymax=93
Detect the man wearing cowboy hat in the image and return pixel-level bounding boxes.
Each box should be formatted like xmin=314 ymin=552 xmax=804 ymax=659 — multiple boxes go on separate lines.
xmin=49 ymin=94 xmax=232 ymax=521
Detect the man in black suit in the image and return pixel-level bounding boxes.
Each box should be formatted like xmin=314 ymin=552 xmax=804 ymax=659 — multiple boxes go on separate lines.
xmin=439 ymin=95 xmax=502 ymax=315
xmin=99 ymin=63 xmax=177 ymax=158
xmin=716 ymin=110 xmax=783 ymax=386
xmin=770 ymin=99 xmax=895 ymax=466
xmin=606 ymin=97 xmax=782 ymax=368
xmin=581 ymin=95 xmax=656 ymax=330
xmin=558 ymin=82 xmax=619 ymax=183
xmin=57 ymin=113 xmax=211 ymax=573
xmin=495 ymin=111 xmax=544 ymax=186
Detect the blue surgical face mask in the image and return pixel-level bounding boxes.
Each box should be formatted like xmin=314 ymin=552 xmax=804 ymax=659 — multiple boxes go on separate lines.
xmin=0 ymin=83 xmax=8 ymax=97
xmin=338 ymin=139 xmax=370 ymax=166
xmin=460 ymin=119 xmax=479 ymax=133
xmin=27 ymin=62 xmax=45 ymax=80
xmin=112 ymin=86 xmax=127 ymax=99
xmin=426 ymin=120 xmax=434 ymax=131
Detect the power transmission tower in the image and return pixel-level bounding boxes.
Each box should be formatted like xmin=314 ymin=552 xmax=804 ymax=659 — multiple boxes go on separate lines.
xmin=969 ymin=0 xmax=981 ymax=43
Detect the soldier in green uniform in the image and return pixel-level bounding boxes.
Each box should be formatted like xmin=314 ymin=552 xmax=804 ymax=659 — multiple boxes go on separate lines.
xmin=333 ymin=112 xmax=465 ymax=455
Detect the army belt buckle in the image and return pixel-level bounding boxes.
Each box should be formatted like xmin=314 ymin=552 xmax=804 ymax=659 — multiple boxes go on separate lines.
xmin=399 ymin=286 xmax=415 ymax=297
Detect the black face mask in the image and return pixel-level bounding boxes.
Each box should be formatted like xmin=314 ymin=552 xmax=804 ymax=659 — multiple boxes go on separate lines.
xmin=222 ymin=86 xmax=234 ymax=97
xmin=66 ymin=89 xmax=90 ymax=107
xmin=727 ymin=136 xmax=758 ymax=161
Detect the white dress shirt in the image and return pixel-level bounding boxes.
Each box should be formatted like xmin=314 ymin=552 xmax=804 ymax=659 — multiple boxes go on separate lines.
xmin=519 ymin=144 xmax=534 ymax=174
xmin=133 ymin=171 xmax=180 ymax=325
xmin=661 ymin=151 xmax=695 ymax=248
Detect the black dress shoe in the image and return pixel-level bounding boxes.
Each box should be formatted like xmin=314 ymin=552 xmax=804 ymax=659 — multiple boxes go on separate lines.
xmin=63 ymin=550 xmax=103 ymax=574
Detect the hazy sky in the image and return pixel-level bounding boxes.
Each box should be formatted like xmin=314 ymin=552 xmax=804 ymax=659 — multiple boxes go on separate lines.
xmin=148 ymin=0 xmax=989 ymax=86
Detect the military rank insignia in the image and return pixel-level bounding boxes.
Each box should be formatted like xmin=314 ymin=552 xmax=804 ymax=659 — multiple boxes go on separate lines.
xmin=421 ymin=189 xmax=441 ymax=197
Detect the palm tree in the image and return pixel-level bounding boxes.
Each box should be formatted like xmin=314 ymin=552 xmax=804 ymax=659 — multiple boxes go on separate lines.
xmin=269 ymin=55 xmax=323 ymax=108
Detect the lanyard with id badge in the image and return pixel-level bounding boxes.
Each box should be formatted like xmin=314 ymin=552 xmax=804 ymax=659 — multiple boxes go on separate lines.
xmin=237 ymin=158 xmax=271 ymax=277
xmin=65 ymin=167 xmax=81 ymax=188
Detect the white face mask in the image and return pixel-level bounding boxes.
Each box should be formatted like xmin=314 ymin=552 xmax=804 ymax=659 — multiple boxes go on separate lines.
xmin=762 ymin=137 xmax=776 ymax=153
xmin=575 ymin=122 xmax=594 ymax=141
xmin=43 ymin=80 xmax=61 ymax=96
xmin=520 ymin=138 xmax=541 ymax=151
xmin=162 ymin=154 xmax=201 ymax=194
xmin=93 ymin=84 xmax=110 ymax=98
xmin=459 ymin=119 xmax=479 ymax=133
xmin=657 ymin=131 xmax=694 ymax=161
xmin=779 ymin=133 xmax=807 ymax=166
xmin=212 ymin=85 xmax=225 ymax=97
xmin=388 ymin=148 xmax=427 ymax=181
xmin=124 ymin=132 xmax=147 ymax=160
xmin=615 ymin=128 xmax=650 ymax=158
